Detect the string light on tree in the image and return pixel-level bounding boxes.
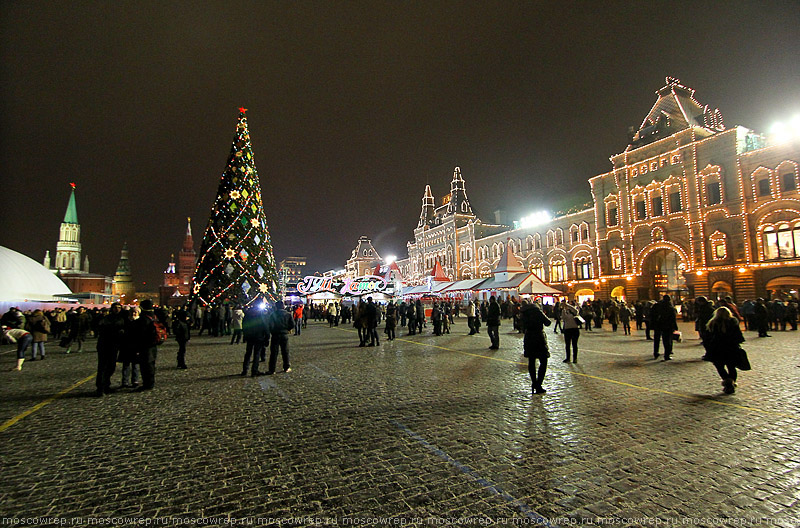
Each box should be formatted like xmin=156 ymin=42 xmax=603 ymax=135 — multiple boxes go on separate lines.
xmin=191 ymin=108 xmax=280 ymax=307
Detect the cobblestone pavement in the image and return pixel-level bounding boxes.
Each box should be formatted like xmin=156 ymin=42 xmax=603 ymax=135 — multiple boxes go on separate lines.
xmin=1 ymin=318 xmax=799 ymax=527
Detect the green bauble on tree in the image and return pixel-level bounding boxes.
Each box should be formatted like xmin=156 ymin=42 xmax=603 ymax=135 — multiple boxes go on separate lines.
xmin=191 ymin=108 xmax=280 ymax=307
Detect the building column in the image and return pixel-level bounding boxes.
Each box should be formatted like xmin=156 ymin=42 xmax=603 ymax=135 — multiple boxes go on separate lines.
xmin=734 ymin=269 xmax=757 ymax=302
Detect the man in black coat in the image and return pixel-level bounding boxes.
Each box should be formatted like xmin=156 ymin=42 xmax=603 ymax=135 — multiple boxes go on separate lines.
xmin=486 ymin=296 xmax=501 ymax=350
xmin=650 ymin=295 xmax=678 ymax=360
xmin=94 ymin=303 xmax=125 ymax=396
xmin=132 ymin=300 xmax=160 ymax=391
xmin=267 ymin=301 xmax=294 ymax=374
xmin=364 ymin=297 xmax=379 ymax=346
xmin=242 ymin=305 xmax=270 ymax=376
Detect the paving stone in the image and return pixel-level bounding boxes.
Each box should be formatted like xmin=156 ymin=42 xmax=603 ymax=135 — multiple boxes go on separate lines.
xmin=1 ymin=320 xmax=799 ymax=523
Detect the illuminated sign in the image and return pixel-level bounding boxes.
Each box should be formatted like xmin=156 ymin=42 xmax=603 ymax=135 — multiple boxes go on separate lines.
xmin=296 ymin=274 xmax=389 ymax=296
xmin=297 ymin=276 xmax=336 ymax=295
xmin=339 ymin=275 xmax=387 ymax=295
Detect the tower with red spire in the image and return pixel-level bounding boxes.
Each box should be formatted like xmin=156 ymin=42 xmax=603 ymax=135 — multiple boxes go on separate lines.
xmin=177 ymin=217 xmax=196 ymax=294
xmin=159 ymin=217 xmax=198 ymax=306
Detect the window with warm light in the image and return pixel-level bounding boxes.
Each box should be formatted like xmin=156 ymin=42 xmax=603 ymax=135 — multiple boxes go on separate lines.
xmin=610 ymin=249 xmax=622 ymax=270
xmin=575 ymin=258 xmax=593 ymax=280
xmin=549 ymin=258 xmax=567 ymax=282
xmin=530 ymin=261 xmax=544 ymax=279
xmin=762 ymin=222 xmax=800 ymax=260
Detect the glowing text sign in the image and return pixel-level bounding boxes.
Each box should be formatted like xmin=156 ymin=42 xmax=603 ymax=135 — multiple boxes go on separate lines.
xmin=339 ymin=275 xmax=387 ymax=295
xmin=296 ymin=275 xmax=388 ymax=296
xmin=297 ymin=276 xmax=336 ymax=295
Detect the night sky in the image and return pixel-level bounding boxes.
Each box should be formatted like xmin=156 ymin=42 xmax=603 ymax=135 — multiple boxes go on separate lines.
xmin=2 ymin=2 xmax=799 ymax=289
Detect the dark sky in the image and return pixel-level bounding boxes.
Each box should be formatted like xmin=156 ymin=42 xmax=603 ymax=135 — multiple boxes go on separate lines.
xmin=2 ymin=1 xmax=800 ymax=288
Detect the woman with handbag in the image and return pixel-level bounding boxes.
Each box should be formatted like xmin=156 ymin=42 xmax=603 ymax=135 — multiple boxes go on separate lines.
xmin=705 ymin=306 xmax=746 ymax=394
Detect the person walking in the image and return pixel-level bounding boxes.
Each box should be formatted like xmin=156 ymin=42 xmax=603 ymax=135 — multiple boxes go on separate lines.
xmin=694 ymin=296 xmax=714 ymax=358
xmin=753 ymin=298 xmax=771 ymax=337
xmin=607 ymin=302 xmax=620 ymax=332
xmin=552 ymin=303 xmax=563 ymax=334
xmin=704 ymin=306 xmax=745 ymax=394
xmin=385 ymin=301 xmax=397 ymax=341
xmin=561 ymin=301 xmax=581 ymax=363
xmin=267 ymin=301 xmax=294 ymax=374
xmin=173 ymin=310 xmax=191 ymax=369
xmin=519 ymin=300 xmax=552 ymax=394
xmin=293 ymin=304 xmax=304 ymax=336
xmin=242 ymin=305 xmax=270 ymax=376
xmin=25 ymin=309 xmax=50 ymax=361
xmin=406 ymin=302 xmax=417 ymax=336
xmin=466 ymin=300 xmax=477 ymax=335
xmin=230 ymin=305 xmax=245 ymax=344
xmin=487 ymin=296 xmax=501 ymax=350
xmin=619 ymin=303 xmax=632 ymax=335
xmin=94 ymin=303 xmax=125 ymax=396
xmin=650 ymin=295 xmax=678 ymax=360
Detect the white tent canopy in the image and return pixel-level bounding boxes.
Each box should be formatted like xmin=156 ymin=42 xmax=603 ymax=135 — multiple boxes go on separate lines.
xmin=0 ymin=246 xmax=72 ymax=302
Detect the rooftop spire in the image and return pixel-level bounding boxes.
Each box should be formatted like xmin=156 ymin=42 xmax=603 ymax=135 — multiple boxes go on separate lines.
xmin=418 ymin=184 xmax=435 ymax=228
xmin=63 ymin=184 xmax=78 ymax=224
xmin=445 ymin=166 xmax=474 ymax=217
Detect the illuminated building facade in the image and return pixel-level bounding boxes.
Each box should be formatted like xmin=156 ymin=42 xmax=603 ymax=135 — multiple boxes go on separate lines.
xmin=395 ymin=78 xmax=800 ymax=301
xmin=346 ymin=237 xmax=383 ymax=278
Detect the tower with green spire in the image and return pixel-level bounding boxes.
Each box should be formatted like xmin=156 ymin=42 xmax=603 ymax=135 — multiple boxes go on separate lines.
xmin=54 ymin=183 xmax=83 ymax=272
xmin=191 ymin=108 xmax=280 ymax=307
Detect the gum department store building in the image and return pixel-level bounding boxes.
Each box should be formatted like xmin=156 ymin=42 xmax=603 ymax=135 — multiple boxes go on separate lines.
xmin=393 ymin=78 xmax=800 ymax=302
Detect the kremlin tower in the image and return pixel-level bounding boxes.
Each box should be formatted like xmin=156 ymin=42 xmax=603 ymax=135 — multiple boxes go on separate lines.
xmin=44 ymin=184 xmax=113 ymax=303
xmin=159 ymin=218 xmax=197 ymax=306
xmin=112 ymin=243 xmax=136 ymax=304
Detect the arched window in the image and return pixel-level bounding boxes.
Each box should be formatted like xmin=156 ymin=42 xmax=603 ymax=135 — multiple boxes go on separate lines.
xmin=549 ymin=257 xmax=567 ymax=282
xmin=762 ymin=222 xmax=800 ymax=260
xmin=710 ymin=231 xmax=728 ymax=260
xmin=533 ymin=234 xmax=541 ymax=250
xmin=530 ymin=260 xmax=545 ymax=279
xmin=574 ymin=258 xmax=593 ymax=280
xmin=610 ymin=248 xmax=622 ymax=270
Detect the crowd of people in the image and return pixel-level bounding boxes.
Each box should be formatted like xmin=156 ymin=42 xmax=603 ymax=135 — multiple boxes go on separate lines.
xmin=2 ymin=293 xmax=793 ymax=398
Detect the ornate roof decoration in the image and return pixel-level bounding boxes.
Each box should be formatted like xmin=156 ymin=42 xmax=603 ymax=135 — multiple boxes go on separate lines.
xmin=630 ymin=77 xmax=725 ymax=148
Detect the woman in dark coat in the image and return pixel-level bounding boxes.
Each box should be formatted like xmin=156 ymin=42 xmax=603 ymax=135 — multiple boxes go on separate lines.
xmin=704 ymin=306 xmax=745 ymax=394
xmin=519 ymin=301 xmax=552 ymax=394
xmin=384 ymin=301 xmax=397 ymax=341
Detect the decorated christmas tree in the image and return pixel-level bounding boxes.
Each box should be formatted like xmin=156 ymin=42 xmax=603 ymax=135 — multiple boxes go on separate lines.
xmin=191 ymin=108 xmax=280 ymax=307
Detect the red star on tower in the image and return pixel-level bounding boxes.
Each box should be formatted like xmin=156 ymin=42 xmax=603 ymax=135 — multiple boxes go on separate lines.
xmin=238 ymin=107 xmax=247 ymax=114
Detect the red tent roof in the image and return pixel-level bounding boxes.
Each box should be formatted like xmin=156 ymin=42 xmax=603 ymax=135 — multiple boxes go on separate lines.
xmin=431 ymin=260 xmax=449 ymax=281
